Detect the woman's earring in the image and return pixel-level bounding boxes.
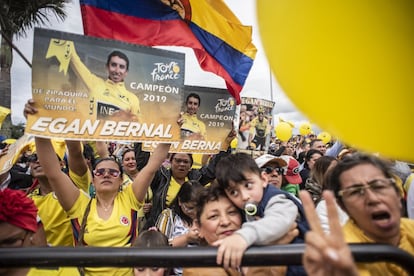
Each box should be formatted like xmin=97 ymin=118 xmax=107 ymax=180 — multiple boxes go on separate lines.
xmin=91 ymin=185 xmax=96 ymax=198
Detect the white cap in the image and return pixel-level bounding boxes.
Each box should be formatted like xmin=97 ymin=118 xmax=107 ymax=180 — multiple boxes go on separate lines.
xmin=255 ymin=154 xmax=287 ymax=169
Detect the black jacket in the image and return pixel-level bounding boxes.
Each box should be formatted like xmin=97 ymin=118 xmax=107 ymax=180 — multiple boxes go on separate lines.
xmin=144 ymin=150 xmax=230 ymax=229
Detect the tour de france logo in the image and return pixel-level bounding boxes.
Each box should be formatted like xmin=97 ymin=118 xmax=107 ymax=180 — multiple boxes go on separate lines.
xmin=215 ymin=97 xmax=236 ymax=113
xmin=151 ymin=61 xmax=181 ymax=82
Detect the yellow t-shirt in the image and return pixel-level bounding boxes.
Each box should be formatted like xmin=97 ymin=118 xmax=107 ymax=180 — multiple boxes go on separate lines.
xmin=181 ymin=113 xmax=207 ymax=138
xmin=344 ymin=218 xmax=414 ymax=276
xmin=47 ymin=39 xmax=140 ymax=121
xmin=122 ymin=174 xmax=153 ymax=218
xmin=68 ymin=184 xmax=141 ymax=275
xmin=27 ymin=267 xmax=80 ymax=276
xmin=249 ymin=117 xmax=269 ymax=137
xmin=71 ymin=49 xmax=141 ymax=121
xmin=29 ymin=169 xmax=90 ymax=246
xmin=166 ymin=177 xmax=188 ymax=207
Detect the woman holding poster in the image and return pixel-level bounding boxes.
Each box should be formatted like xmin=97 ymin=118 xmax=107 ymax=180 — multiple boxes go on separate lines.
xmin=34 ymin=136 xmax=170 ymax=275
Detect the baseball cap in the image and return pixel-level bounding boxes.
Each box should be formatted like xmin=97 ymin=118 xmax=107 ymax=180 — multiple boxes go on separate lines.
xmin=280 ymin=155 xmax=302 ymax=184
xmin=255 ymin=154 xmax=287 ymax=169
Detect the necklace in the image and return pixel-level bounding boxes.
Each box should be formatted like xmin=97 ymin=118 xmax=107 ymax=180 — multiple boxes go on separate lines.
xmin=99 ymin=202 xmax=113 ymax=212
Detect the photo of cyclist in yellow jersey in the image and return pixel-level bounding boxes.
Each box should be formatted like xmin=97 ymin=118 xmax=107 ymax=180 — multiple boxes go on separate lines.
xmin=179 ymin=93 xmax=207 ymax=140
xmin=46 ymin=39 xmax=141 ymax=122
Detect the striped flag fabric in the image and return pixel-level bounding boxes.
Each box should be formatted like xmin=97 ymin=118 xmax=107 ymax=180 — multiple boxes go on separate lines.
xmin=79 ymin=0 xmax=257 ymax=104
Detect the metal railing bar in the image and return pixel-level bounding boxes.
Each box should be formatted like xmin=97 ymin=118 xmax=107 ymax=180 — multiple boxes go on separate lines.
xmin=0 ymin=244 xmax=413 ymax=274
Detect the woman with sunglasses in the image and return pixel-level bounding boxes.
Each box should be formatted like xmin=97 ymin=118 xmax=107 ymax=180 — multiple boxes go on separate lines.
xmin=35 ymin=136 xmax=171 ymax=275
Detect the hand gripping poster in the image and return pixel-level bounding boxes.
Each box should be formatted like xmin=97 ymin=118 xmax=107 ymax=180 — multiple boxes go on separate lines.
xmin=26 ymin=28 xmax=184 ymax=142
xmin=236 ymin=97 xmax=275 ymax=154
xmin=143 ymin=86 xmax=237 ymax=154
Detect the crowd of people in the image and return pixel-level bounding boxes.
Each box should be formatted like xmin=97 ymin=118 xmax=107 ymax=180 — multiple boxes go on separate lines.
xmin=1 ymin=103 xmax=414 ymax=275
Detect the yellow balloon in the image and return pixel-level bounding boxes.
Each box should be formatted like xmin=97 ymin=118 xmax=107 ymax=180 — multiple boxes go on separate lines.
xmin=275 ymin=122 xmax=292 ymax=142
xmin=257 ymin=1 xmax=414 ymax=162
xmin=299 ymin=122 xmax=312 ymax=136
xmin=317 ymin=132 xmax=332 ymax=145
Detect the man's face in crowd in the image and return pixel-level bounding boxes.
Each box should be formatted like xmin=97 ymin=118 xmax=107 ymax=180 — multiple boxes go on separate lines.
xmin=311 ymin=140 xmax=326 ymax=155
xmin=186 ymin=96 xmax=200 ymax=115
xmin=107 ymin=56 xmax=128 ymax=83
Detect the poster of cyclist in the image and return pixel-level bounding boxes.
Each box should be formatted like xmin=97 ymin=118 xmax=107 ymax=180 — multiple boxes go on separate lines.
xmin=236 ymin=97 xmax=275 ymax=152
xmin=143 ymin=86 xmax=236 ymax=154
xmin=26 ymin=28 xmax=184 ymax=143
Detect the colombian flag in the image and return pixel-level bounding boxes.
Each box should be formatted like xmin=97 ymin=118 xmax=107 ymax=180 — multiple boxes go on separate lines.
xmin=79 ymin=0 xmax=256 ymax=104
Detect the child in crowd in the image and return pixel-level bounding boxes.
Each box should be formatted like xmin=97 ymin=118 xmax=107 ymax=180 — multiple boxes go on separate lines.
xmin=132 ymin=230 xmax=170 ymax=276
xmin=155 ymin=180 xmax=202 ymax=275
xmin=214 ymin=152 xmax=308 ymax=275
xmin=155 ymin=180 xmax=202 ymax=247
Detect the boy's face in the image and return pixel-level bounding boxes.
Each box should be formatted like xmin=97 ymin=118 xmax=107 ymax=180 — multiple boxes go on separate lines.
xmin=225 ymin=171 xmax=267 ymax=209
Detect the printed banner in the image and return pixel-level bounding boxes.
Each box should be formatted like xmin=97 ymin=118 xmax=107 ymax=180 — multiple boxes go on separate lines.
xmin=236 ymin=97 xmax=275 ymax=153
xmin=143 ymin=86 xmax=236 ymax=154
xmin=26 ymin=28 xmax=185 ymax=142
xmin=0 ymin=134 xmax=34 ymax=175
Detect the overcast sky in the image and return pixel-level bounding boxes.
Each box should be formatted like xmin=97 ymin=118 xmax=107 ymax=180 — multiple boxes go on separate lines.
xmin=10 ymin=0 xmax=314 ymax=133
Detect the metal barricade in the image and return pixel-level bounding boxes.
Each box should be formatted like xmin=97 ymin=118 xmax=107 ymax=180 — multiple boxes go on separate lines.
xmin=0 ymin=244 xmax=413 ymax=274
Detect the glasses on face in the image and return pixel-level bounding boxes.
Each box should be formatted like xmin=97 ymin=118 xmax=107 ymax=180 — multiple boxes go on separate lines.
xmin=93 ymin=168 xmax=120 ymax=177
xmin=263 ymin=166 xmax=284 ymax=175
xmin=338 ymin=178 xmax=395 ymax=201
xmin=173 ymin=158 xmax=190 ymax=165
xmin=27 ymin=154 xmax=38 ymax=163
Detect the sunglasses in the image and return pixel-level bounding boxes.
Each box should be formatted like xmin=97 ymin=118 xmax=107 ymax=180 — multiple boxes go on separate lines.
xmin=263 ymin=166 xmax=284 ymax=175
xmin=93 ymin=168 xmax=120 ymax=177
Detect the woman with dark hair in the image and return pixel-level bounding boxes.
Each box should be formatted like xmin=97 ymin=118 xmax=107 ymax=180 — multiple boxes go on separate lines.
xmin=299 ymin=149 xmax=323 ymax=190
xmin=304 ymin=156 xmax=349 ymax=233
xmin=325 ymin=153 xmax=414 ymax=275
xmin=122 ymin=148 xmax=153 ymax=233
xmin=35 ymin=136 xmax=170 ymax=275
xmin=183 ymin=185 xmax=298 ymax=275
xmin=305 ymin=155 xmax=338 ymax=205
xmin=156 ymin=180 xmax=203 ymax=275
xmin=145 ymin=131 xmax=235 ymax=230
xmin=156 ymin=180 xmax=203 ymax=247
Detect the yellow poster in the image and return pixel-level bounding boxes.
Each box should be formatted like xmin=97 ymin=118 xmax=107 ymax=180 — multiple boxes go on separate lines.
xmin=0 ymin=134 xmax=34 ymax=174
xmin=0 ymin=106 xmax=11 ymax=129
xmin=26 ymin=28 xmax=184 ymax=142
xmin=236 ymin=97 xmax=275 ymax=154
xmin=143 ymin=86 xmax=236 ymax=154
